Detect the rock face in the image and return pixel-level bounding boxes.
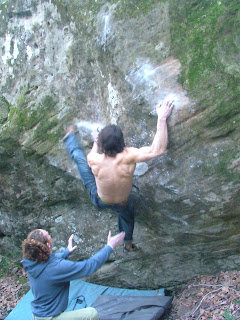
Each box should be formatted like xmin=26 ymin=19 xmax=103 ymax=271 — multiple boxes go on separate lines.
xmin=0 ymin=0 xmax=239 ymax=289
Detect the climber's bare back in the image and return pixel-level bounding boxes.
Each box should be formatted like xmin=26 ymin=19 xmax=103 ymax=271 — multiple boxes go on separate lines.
xmin=87 ymin=99 xmax=174 ymax=204
xmin=87 ymin=147 xmax=137 ymax=204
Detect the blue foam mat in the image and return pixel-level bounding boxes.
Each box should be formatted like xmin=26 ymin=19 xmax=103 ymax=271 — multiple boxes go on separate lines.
xmin=6 ymin=280 xmax=165 ymax=320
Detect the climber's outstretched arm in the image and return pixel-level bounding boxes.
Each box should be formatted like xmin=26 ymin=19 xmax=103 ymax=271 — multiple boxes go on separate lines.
xmin=126 ymin=99 xmax=174 ymax=163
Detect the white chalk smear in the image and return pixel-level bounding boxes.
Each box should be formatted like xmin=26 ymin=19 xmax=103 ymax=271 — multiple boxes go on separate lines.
xmin=76 ymin=121 xmax=104 ymax=132
xmin=149 ymin=93 xmax=179 ymax=115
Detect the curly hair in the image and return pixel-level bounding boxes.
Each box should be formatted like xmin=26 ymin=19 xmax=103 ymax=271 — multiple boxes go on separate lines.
xmin=22 ymin=229 xmax=50 ymax=262
xmin=98 ymin=125 xmax=125 ymax=157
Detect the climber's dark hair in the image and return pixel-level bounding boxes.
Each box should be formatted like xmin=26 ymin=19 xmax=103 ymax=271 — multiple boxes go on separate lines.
xmin=22 ymin=229 xmax=50 ymax=263
xmin=98 ymin=125 xmax=125 ymax=157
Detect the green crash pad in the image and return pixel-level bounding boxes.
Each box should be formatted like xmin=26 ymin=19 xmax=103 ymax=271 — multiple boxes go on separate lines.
xmin=6 ymin=280 xmax=166 ymax=320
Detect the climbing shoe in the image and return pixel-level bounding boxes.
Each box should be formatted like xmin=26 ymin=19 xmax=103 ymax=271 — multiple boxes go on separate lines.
xmin=62 ymin=125 xmax=78 ymax=141
xmin=123 ymin=243 xmax=140 ymax=253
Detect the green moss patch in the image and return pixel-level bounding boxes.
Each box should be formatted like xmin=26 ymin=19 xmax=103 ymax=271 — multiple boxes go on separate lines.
xmin=2 ymin=85 xmax=63 ymax=152
xmin=169 ymin=0 xmax=240 ymax=143
xmin=170 ymin=0 xmax=239 ymax=97
xmin=115 ymin=0 xmax=163 ymax=18
xmin=201 ymin=144 xmax=240 ymax=182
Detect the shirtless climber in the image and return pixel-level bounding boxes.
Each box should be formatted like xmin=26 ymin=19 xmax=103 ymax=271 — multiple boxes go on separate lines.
xmin=63 ymin=99 xmax=173 ymax=251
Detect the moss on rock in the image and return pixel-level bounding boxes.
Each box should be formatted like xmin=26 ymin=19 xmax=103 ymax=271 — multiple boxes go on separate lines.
xmin=0 ymin=96 xmax=10 ymax=124
xmin=1 ymin=85 xmax=63 ymax=154
xmin=170 ymin=0 xmax=239 ymax=101
xmin=169 ymin=0 xmax=240 ymax=182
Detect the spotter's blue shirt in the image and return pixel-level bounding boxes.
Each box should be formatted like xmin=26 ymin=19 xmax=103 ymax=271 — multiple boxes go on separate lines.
xmin=22 ymin=245 xmax=113 ymax=317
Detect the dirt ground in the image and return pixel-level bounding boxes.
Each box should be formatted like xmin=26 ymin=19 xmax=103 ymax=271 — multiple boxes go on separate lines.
xmin=167 ymin=271 xmax=240 ymax=320
xmin=0 ymin=265 xmax=28 ymax=320
xmin=1 ymin=259 xmax=240 ymax=320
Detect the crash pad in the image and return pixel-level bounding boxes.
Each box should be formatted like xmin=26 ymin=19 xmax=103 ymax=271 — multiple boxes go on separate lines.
xmin=5 ymin=280 xmax=167 ymax=320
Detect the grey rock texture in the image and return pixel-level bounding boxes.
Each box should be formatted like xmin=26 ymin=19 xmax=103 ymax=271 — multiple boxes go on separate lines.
xmin=0 ymin=0 xmax=239 ymax=289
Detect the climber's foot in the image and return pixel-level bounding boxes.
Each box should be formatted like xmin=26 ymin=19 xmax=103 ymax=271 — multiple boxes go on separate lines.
xmin=63 ymin=125 xmax=78 ymax=141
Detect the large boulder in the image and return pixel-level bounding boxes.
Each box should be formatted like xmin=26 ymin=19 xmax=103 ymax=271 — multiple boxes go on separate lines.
xmin=0 ymin=0 xmax=239 ymax=288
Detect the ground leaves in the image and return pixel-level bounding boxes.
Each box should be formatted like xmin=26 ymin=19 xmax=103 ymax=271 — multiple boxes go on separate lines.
xmin=168 ymin=271 xmax=240 ymax=320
